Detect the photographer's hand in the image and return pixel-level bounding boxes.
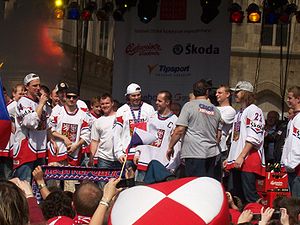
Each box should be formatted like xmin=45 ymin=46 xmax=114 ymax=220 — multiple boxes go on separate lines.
xmin=238 ymin=210 xmax=253 ymax=223
xmin=259 ymin=207 xmax=275 ymax=225
xmin=280 ymin=208 xmax=289 ymax=225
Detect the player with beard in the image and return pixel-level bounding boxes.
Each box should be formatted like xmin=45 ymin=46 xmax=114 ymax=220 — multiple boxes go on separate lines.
xmin=113 ymin=83 xmax=155 ymax=164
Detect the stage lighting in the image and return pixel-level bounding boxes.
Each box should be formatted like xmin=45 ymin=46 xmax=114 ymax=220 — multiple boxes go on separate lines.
xmin=67 ymin=2 xmax=80 ymax=20
xmin=54 ymin=0 xmax=64 ymax=8
xmin=200 ymin=0 xmax=221 ymax=24
xmin=54 ymin=8 xmax=65 ymax=19
xmin=278 ymin=3 xmax=297 ymax=24
xmin=247 ymin=3 xmax=261 ymax=23
xmin=229 ymin=3 xmax=244 ymax=23
xmin=138 ymin=0 xmax=158 ymax=23
xmin=81 ymin=1 xmax=97 ymax=21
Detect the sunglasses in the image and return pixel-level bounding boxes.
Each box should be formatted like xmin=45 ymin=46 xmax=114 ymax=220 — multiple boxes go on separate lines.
xmin=66 ymin=95 xmax=78 ymax=99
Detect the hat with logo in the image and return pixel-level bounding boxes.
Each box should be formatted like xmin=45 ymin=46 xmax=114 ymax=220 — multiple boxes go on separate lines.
xmin=66 ymin=86 xmax=79 ymax=96
xmin=24 ymin=73 xmax=40 ymax=85
xmin=230 ymin=81 xmax=254 ymax=93
xmin=55 ymin=82 xmax=69 ymax=93
xmin=125 ymin=83 xmax=141 ymax=96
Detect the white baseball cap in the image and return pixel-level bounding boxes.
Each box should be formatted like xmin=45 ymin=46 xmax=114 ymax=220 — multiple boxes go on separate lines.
xmin=24 ymin=73 xmax=40 ymax=85
xmin=125 ymin=83 xmax=141 ymax=96
xmin=231 ymin=81 xmax=254 ymax=93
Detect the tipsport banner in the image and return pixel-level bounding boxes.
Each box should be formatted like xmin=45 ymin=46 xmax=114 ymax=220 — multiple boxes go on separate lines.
xmin=112 ymin=0 xmax=232 ymax=107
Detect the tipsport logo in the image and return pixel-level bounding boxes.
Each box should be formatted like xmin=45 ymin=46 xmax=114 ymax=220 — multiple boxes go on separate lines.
xmin=147 ymin=64 xmax=191 ymax=77
xmin=172 ymin=43 xmax=220 ymax=55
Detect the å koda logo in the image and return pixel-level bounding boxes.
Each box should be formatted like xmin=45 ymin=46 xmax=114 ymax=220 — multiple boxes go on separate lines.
xmin=173 ymin=43 xmax=220 ymax=55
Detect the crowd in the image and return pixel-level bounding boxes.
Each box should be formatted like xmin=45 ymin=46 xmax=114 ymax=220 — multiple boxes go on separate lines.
xmin=0 ymin=72 xmax=299 ymax=225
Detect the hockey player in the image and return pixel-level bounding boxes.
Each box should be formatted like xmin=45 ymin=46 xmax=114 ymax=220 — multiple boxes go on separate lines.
xmin=225 ymin=81 xmax=265 ymax=203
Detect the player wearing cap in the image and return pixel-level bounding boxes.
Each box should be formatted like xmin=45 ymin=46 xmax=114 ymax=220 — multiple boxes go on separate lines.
xmin=13 ymin=73 xmax=51 ymax=182
xmin=113 ymin=83 xmax=155 ymax=163
xmin=225 ymin=81 xmax=265 ymax=203
xmin=48 ymin=87 xmax=92 ymax=167
xmin=52 ymin=82 xmax=88 ymax=115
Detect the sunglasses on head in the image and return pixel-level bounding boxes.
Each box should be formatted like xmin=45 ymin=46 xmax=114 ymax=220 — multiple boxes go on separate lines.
xmin=66 ymin=95 xmax=78 ymax=99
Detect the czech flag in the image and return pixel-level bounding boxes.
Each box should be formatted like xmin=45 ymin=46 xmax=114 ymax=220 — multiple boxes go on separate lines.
xmin=126 ymin=128 xmax=157 ymax=155
xmin=0 ymin=78 xmax=11 ymax=150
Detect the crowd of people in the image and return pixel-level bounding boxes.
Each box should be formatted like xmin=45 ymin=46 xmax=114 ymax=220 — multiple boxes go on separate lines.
xmin=0 ymin=73 xmax=299 ymax=225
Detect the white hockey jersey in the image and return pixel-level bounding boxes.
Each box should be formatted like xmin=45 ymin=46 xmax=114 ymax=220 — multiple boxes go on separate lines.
xmin=13 ymin=96 xmax=51 ymax=168
xmin=281 ymin=112 xmax=300 ymax=170
xmin=113 ymin=102 xmax=155 ymax=160
xmin=227 ymin=104 xmax=265 ymax=176
xmin=137 ymin=112 xmax=181 ymax=171
xmin=48 ymin=106 xmax=92 ymax=166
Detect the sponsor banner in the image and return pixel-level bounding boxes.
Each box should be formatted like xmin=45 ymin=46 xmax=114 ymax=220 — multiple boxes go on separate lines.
xmin=113 ymin=0 xmax=232 ymax=106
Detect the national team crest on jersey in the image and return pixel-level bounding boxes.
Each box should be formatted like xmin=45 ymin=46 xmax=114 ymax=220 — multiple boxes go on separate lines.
xmin=62 ymin=123 xmax=78 ymax=142
xmin=292 ymin=126 xmax=300 ymax=140
xmin=246 ymin=118 xmax=263 ymax=134
xmin=151 ymin=129 xmax=165 ymax=147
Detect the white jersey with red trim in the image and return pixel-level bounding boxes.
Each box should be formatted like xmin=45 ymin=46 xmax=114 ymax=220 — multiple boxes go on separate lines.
xmin=13 ymin=96 xmax=51 ymax=168
xmin=227 ymin=104 xmax=265 ymax=167
xmin=137 ymin=112 xmax=181 ymax=171
xmin=281 ymin=113 xmax=300 ymax=170
xmin=113 ymin=102 xmax=155 ymax=160
xmin=0 ymin=100 xmax=17 ymax=157
xmin=48 ymin=106 xmax=92 ymax=165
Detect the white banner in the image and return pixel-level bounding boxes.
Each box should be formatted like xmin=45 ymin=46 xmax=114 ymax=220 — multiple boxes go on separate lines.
xmin=112 ymin=0 xmax=232 ymax=106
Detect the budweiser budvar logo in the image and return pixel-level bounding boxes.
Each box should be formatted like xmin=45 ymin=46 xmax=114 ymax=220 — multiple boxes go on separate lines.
xmin=270 ymin=180 xmax=283 ymax=186
xmin=125 ymin=43 xmax=162 ymax=56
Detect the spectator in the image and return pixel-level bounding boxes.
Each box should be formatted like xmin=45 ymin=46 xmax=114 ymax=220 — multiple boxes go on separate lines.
xmin=73 ymin=180 xmax=103 ymax=224
xmin=41 ymin=190 xmax=75 ymax=221
xmin=0 ymin=179 xmax=29 ymax=225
